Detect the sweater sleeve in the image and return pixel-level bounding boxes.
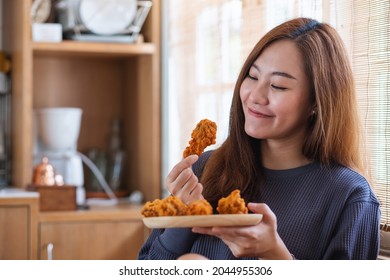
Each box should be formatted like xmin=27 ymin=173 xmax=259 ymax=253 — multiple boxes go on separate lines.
xmin=322 ymin=187 xmax=381 ymax=260
xmin=138 ymin=228 xmax=198 ymax=260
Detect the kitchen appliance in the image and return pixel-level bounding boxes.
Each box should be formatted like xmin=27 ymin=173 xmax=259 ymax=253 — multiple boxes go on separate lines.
xmin=55 ymin=0 xmax=152 ymax=43
xmin=33 ymin=107 xmax=85 ymax=205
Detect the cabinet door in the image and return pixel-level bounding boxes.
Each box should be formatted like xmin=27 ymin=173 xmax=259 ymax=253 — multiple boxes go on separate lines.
xmin=0 ymin=206 xmax=29 ymax=259
xmin=39 ymin=221 xmax=144 ymax=260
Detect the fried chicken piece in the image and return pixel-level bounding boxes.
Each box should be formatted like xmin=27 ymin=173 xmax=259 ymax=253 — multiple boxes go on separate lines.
xmin=183 ymin=119 xmax=217 ymax=158
xmin=141 ymin=199 xmax=165 ymax=217
xmin=141 ymin=195 xmax=188 ymax=217
xmin=217 ymin=189 xmax=248 ymax=214
xmin=164 ymin=195 xmax=189 ymax=216
xmin=187 ymin=199 xmax=213 ymax=215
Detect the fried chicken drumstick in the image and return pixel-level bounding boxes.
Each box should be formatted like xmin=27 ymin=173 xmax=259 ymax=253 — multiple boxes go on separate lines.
xmin=183 ymin=119 xmax=217 ymax=158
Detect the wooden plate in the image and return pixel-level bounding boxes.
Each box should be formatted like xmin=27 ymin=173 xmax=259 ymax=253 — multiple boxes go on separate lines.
xmin=143 ymin=214 xmax=263 ymax=229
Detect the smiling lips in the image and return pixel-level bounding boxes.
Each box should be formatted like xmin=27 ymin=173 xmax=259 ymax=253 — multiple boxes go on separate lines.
xmin=248 ymin=108 xmax=273 ymax=118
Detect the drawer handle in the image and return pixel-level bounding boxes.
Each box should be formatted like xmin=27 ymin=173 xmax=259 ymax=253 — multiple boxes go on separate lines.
xmin=47 ymin=243 xmax=54 ymax=260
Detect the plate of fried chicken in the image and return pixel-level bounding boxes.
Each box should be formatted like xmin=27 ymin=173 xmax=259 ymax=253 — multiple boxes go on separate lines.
xmin=141 ymin=189 xmax=263 ymax=228
xmin=141 ymin=119 xmax=262 ymax=228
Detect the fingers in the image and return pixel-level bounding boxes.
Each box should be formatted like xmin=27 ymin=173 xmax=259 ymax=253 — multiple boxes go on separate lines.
xmin=247 ymin=202 xmax=270 ymax=213
xmin=192 ymin=226 xmax=213 ymax=235
xmin=190 ymin=183 xmax=204 ymax=199
xmin=178 ymin=182 xmax=204 ymax=204
xmin=193 ymin=225 xmax=248 ymax=240
xmin=247 ymin=202 xmax=277 ymax=224
xmin=165 ymin=155 xmax=203 ymax=203
xmin=177 ymin=183 xmax=204 ymax=204
xmin=166 ymin=155 xmax=198 ymax=186
xmin=170 ymin=170 xmax=197 ymax=196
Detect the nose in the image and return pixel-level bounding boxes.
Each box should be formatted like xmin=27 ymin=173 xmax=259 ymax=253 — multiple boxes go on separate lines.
xmin=249 ymin=81 xmax=269 ymax=105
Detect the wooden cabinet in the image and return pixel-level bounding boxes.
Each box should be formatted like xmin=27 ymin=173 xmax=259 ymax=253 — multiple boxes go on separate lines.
xmin=38 ymin=204 xmax=146 ymax=260
xmin=3 ymin=0 xmax=161 ymax=201
xmin=0 ymin=195 xmax=39 ymax=259
xmin=0 ymin=195 xmax=146 ymax=260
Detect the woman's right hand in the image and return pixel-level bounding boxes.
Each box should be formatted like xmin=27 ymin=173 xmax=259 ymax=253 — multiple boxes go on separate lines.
xmin=165 ymin=155 xmax=204 ymax=204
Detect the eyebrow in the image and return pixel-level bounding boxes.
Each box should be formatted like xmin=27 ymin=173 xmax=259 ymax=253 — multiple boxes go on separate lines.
xmin=251 ymin=64 xmax=297 ymax=80
xmin=272 ymin=71 xmax=297 ymax=80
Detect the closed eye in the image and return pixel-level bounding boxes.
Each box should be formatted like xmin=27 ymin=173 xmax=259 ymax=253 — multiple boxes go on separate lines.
xmin=247 ymin=73 xmax=258 ymax=80
xmin=271 ymin=84 xmax=287 ymax=90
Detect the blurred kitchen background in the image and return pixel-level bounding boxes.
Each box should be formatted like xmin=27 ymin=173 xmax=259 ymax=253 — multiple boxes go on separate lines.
xmin=0 ymin=0 xmax=389 ymax=260
xmin=0 ymin=0 xmax=12 ymax=189
xmin=0 ymin=0 xmax=2 ymax=49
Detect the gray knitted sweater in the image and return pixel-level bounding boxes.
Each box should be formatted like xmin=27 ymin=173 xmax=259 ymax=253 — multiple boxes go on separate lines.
xmin=138 ymin=151 xmax=380 ymax=260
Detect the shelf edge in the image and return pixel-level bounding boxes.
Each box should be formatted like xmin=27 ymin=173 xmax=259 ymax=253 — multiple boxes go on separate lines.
xmin=32 ymin=41 xmax=155 ymax=57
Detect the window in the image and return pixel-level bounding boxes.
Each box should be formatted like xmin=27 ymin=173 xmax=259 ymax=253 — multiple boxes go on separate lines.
xmin=162 ymin=0 xmax=390 ymax=233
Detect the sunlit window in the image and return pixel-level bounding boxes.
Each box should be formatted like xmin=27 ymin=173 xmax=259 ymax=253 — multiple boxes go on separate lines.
xmin=163 ymin=0 xmax=390 ymax=231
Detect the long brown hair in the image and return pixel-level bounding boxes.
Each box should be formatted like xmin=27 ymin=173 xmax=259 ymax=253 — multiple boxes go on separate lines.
xmin=201 ymin=17 xmax=363 ymax=204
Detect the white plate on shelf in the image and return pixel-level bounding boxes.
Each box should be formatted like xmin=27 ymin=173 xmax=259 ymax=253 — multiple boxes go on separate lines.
xmin=143 ymin=214 xmax=263 ymax=229
xmin=79 ymin=0 xmax=138 ymax=35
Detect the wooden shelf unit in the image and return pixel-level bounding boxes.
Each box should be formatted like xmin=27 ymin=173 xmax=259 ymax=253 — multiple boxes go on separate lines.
xmin=3 ymin=0 xmax=162 ymax=202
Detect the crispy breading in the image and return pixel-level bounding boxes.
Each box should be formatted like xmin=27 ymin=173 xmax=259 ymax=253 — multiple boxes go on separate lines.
xmin=141 ymin=199 xmax=164 ymax=217
xmin=141 ymin=189 xmax=249 ymax=217
xmin=164 ymin=195 xmax=188 ymax=216
xmin=217 ymin=189 xmax=248 ymax=214
xmin=187 ymin=199 xmax=213 ymax=215
xmin=183 ymin=119 xmax=217 ymax=158
xmin=141 ymin=195 xmax=188 ymax=217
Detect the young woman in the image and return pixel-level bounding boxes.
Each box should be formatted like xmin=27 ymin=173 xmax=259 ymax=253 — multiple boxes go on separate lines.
xmin=138 ymin=17 xmax=380 ymax=260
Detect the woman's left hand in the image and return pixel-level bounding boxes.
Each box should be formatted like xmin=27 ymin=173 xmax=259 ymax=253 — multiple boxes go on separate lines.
xmin=192 ymin=203 xmax=293 ymax=259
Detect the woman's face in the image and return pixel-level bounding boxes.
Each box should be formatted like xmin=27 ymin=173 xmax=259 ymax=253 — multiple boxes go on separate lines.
xmin=240 ymin=39 xmax=312 ymax=142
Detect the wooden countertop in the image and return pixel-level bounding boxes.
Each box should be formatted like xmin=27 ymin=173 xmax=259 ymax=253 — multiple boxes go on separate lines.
xmin=39 ymin=202 xmax=144 ymax=223
xmin=0 ymin=189 xmax=145 ymax=223
xmin=0 ymin=188 xmax=39 ymax=200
